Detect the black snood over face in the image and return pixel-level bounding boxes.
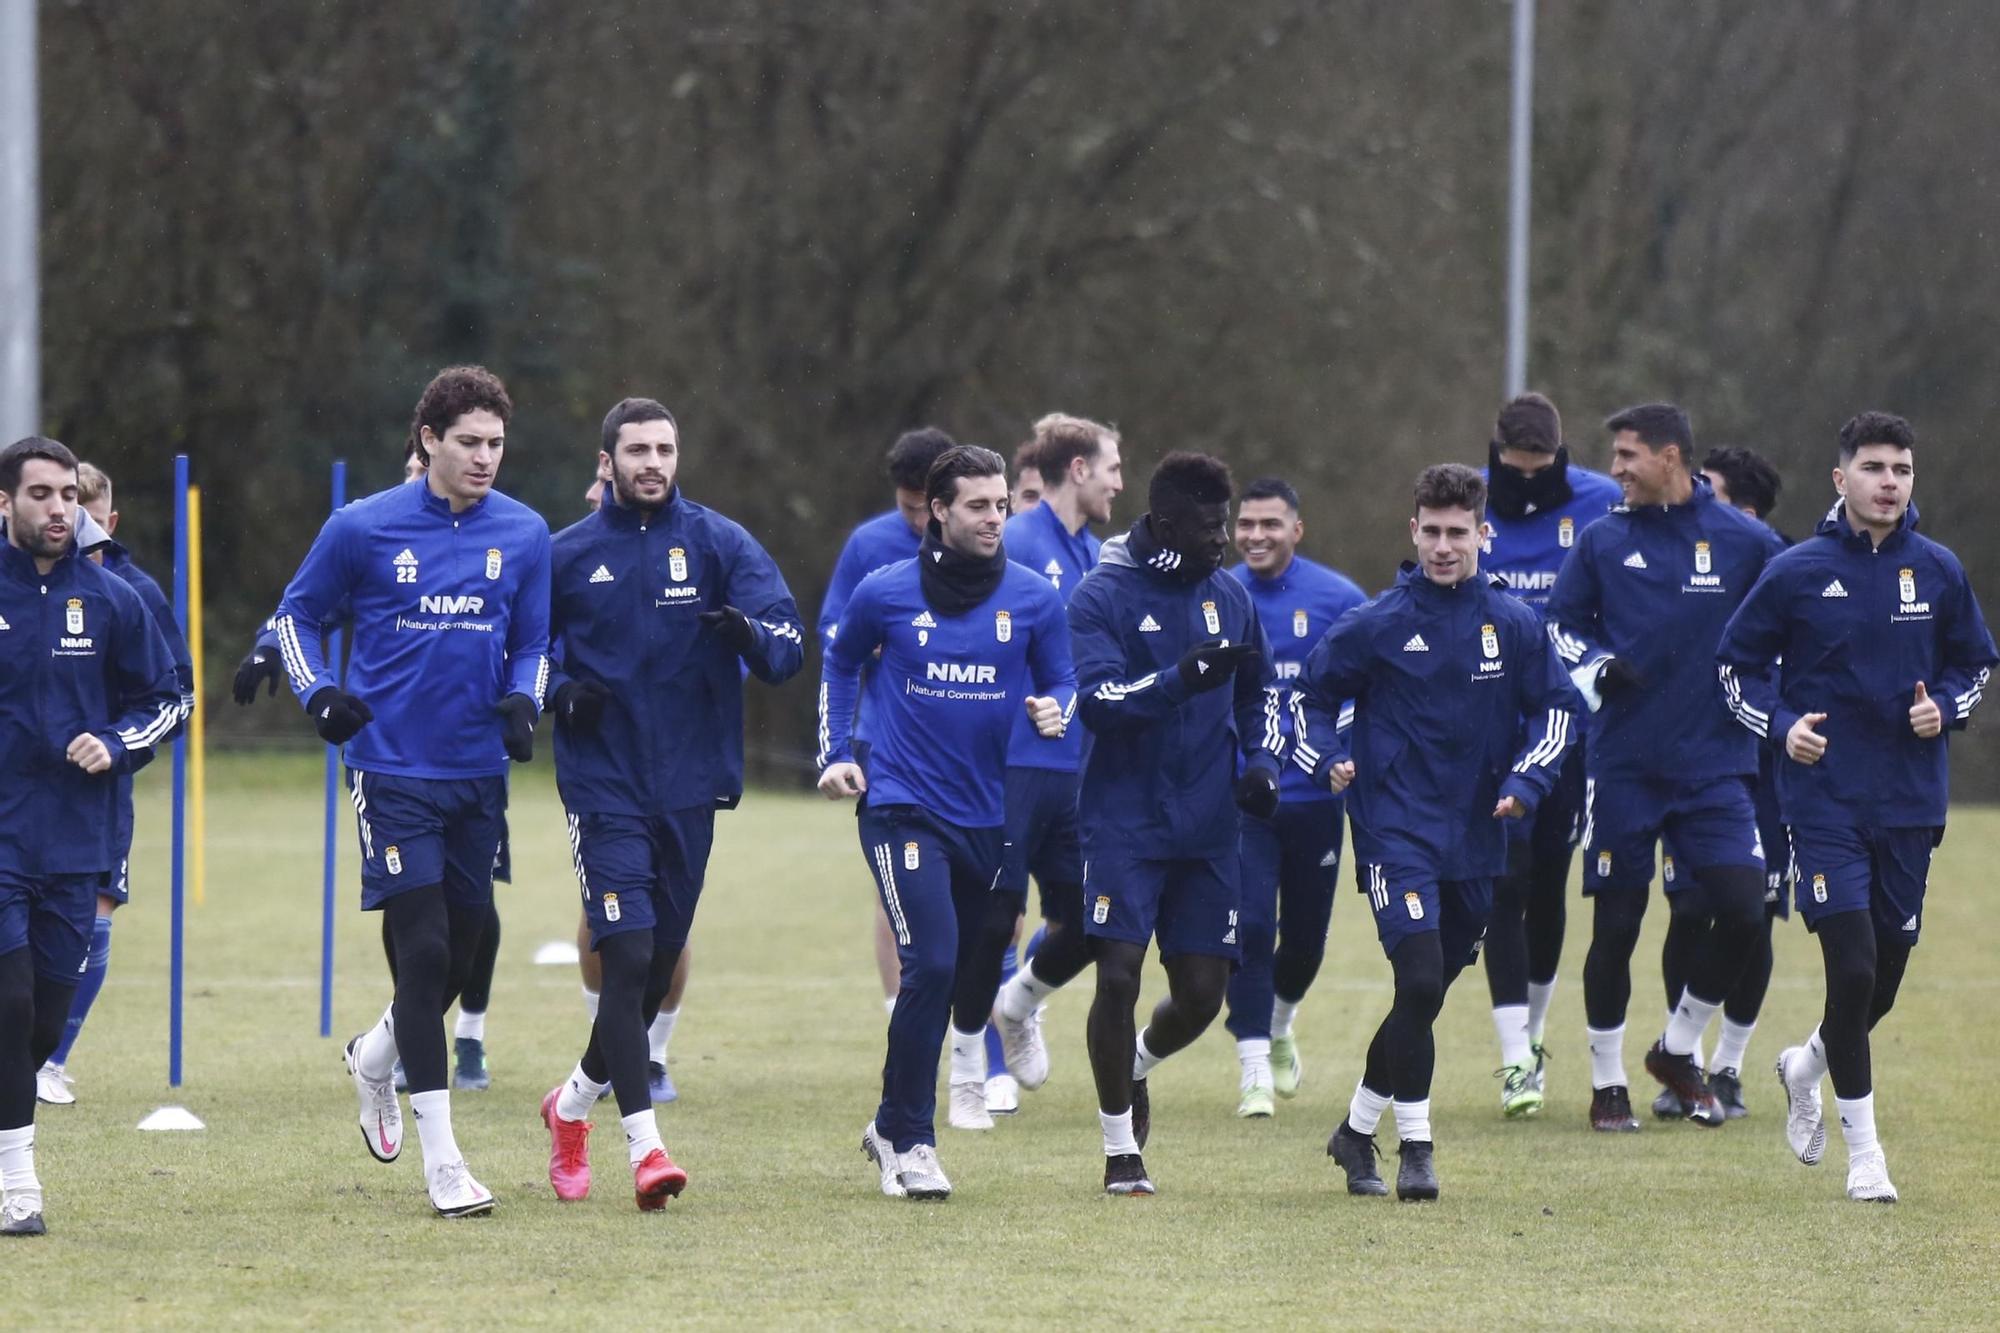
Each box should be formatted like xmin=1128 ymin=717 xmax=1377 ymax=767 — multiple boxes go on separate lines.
xmin=917 ymin=520 xmax=1007 ymax=616
xmin=1487 ymin=442 xmax=1573 ymax=520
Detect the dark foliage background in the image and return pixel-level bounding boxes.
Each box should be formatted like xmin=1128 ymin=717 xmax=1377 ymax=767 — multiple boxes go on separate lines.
xmin=39 ymin=0 xmax=2000 ymax=791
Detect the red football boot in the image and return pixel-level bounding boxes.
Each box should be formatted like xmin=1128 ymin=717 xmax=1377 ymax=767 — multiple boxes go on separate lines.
xmin=541 ymin=1087 xmax=593 ymax=1201
xmin=633 ymin=1148 xmax=688 ymax=1212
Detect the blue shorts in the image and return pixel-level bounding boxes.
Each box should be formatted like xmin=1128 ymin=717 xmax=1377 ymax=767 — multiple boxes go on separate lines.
xmin=1239 ymin=799 xmax=1343 ymax=939
xmin=1791 ymin=824 xmax=1940 ymax=945
xmin=1082 ymin=841 xmax=1241 ymax=962
xmin=103 ymin=855 xmax=131 ymax=907
xmin=346 ymin=769 xmax=508 ymax=910
xmin=1358 ymin=861 xmax=1493 ymax=965
xmin=567 ymin=807 xmax=715 ymax=951
xmin=1581 ymin=774 xmax=1764 ymax=896
xmin=1000 ymin=766 xmax=1084 ymax=922
xmin=857 ymin=804 xmax=1005 ymax=948
xmin=0 ymin=870 xmax=106 ymax=982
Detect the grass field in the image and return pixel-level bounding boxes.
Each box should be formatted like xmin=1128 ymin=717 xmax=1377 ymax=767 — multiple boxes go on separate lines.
xmin=9 ymin=751 xmax=2000 ymax=1329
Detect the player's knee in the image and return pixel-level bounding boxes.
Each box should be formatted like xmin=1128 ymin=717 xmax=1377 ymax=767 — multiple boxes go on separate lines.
xmin=1590 ymin=894 xmax=1646 ymax=954
xmin=1092 ymin=943 xmax=1145 ymax=1006
xmin=1697 ymin=865 xmax=1766 ymax=931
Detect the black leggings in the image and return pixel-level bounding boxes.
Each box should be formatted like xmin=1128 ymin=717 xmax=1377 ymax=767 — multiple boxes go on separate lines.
xmin=0 ymin=950 xmax=78 ymax=1130
xmin=1816 ymin=910 xmax=1914 ymax=1101
xmin=382 ymin=888 xmax=489 ymax=1095
xmin=1026 ymin=886 xmax=1092 ymax=991
xmin=1361 ymin=933 xmax=1472 ymax=1103
xmin=580 ymin=932 xmax=680 ymax=1117
xmin=1484 ymin=836 xmax=1572 ymax=1008
xmin=384 ymin=900 xmax=501 ymax=1014
xmin=953 ymin=891 xmax=1025 ymax=1034
xmin=1663 ymin=909 xmax=1775 ymax=1025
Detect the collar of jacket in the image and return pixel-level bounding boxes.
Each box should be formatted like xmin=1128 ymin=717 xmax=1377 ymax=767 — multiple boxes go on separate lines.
xmin=1117 ymin=513 xmax=1212 ymax=585
xmin=598 ymin=485 xmax=682 ymax=530
xmin=917 ymin=519 xmax=1008 ymax=616
xmin=1616 ymin=472 xmax=1719 ymax=517
xmin=1395 ymin=560 xmax=1499 ymax=599
xmin=0 ymin=531 xmax=80 ymax=585
xmin=1815 ymin=497 xmax=1920 ymax=550
xmin=416 ymin=480 xmax=490 ymax=519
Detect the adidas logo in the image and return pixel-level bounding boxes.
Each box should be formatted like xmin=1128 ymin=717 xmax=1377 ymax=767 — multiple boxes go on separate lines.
xmin=393 ymin=549 xmax=419 ymax=567
xmin=1902 ymin=914 xmax=1918 ymax=932
xmin=588 ymin=565 xmax=614 ymax=584
xmin=1044 ymin=559 xmax=1062 ymax=577
xmin=1622 ymin=551 xmax=1648 ymax=570
xmin=1821 ymin=579 xmax=1848 ymax=598
xmin=1138 ymin=615 xmax=1162 ymax=633
xmin=1319 ymin=849 xmax=1340 ymax=868
xmin=1402 ymin=634 xmax=1429 ymax=652
xmin=911 ymin=611 xmax=937 ymax=629
xmin=0 ymin=614 xmax=10 ymax=631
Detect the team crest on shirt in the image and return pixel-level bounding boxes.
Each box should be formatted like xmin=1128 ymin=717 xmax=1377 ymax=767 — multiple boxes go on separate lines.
xmin=385 ymin=846 xmax=403 ymax=876
xmin=995 ymin=609 xmax=1012 ymax=643
xmin=1404 ymin=892 xmax=1424 ymax=921
xmin=1202 ymin=600 xmax=1221 ymax=635
xmin=1093 ymin=895 xmax=1111 ymax=925
xmin=603 ymin=892 xmax=621 ymax=922
xmin=1480 ymin=623 xmax=1500 ymax=659
xmin=1694 ymin=541 xmax=1712 ymax=574
xmin=65 ymin=597 xmax=84 ymax=635
xmin=1663 ymin=855 xmax=1676 ymax=885
xmin=1597 ymin=851 xmax=1613 ymax=877
xmin=669 ymin=547 xmax=689 ymax=582
xmin=1811 ymin=873 xmax=1827 ymax=903
xmin=485 ymin=547 xmax=503 ymax=580
xmin=1293 ymin=609 xmax=1309 ymax=639
xmin=1896 ymin=567 xmax=1930 ymax=618
xmin=1558 ymin=516 xmax=1575 ymax=549
xmin=904 ymin=842 xmax=920 ymax=872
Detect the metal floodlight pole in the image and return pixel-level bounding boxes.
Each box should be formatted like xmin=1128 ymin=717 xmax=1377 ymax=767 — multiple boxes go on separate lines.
xmin=0 ymin=0 xmax=38 ymax=440
xmin=1504 ymin=0 xmax=1536 ymax=400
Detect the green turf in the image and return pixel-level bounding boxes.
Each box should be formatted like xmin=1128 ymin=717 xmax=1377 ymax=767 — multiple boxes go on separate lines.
xmin=11 ymin=751 xmax=1999 ymax=1329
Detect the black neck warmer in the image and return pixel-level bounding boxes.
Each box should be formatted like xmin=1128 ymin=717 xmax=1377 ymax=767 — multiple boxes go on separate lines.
xmin=918 ymin=521 xmax=1008 ymax=616
xmin=1488 ymin=443 xmax=1574 ymax=520
xmin=1126 ymin=513 xmax=1218 ymax=584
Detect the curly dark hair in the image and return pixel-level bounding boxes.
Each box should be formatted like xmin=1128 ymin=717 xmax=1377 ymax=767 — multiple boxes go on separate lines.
xmin=410 ymin=366 xmax=513 ymax=464
xmin=1148 ymin=451 xmax=1233 ymax=513
xmin=1837 ymin=410 xmax=1915 ymax=463
xmin=1413 ymin=462 xmax=1487 ymax=520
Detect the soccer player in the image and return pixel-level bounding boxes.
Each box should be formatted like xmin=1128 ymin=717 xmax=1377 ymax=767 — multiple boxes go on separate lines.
xmin=33 ymin=464 xmax=195 ymax=1107
xmin=1070 ymin=452 xmax=1285 ymax=1196
xmin=1220 ymin=477 xmax=1365 ymax=1117
xmin=1653 ymin=445 xmax=1790 ymax=1120
xmin=274 ymin=365 xmax=551 ymax=1217
xmin=539 ymin=397 xmax=803 ymax=1209
xmin=0 ymin=436 xmax=182 ymax=1235
xmin=1720 ymin=412 xmax=1995 ymax=1202
xmin=1478 ymin=392 xmax=1620 ymax=1117
xmin=1010 ymin=437 xmax=1045 ymax=515
xmin=818 ymin=445 xmax=1072 ymax=1200
xmin=234 ymin=438 xmax=508 ymax=1095
xmin=818 ymin=427 xmax=959 ymax=1015
xmin=985 ymin=414 xmax=1124 ymax=1112
xmin=1546 ymin=402 xmax=1785 ymax=1132
xmin=1313 ymin=464 xmax=1579 ymax=1201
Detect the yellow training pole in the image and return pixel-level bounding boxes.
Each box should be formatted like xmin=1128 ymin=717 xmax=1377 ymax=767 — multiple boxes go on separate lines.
xmin=187 ymin=484 xmax=206 ymax=907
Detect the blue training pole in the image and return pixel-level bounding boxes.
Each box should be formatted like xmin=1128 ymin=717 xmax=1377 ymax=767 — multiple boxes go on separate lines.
xmin=170 ymin=454 xmax=189 ymax=1087
xmin=318 ymin=459 xmax=346 ymax=1038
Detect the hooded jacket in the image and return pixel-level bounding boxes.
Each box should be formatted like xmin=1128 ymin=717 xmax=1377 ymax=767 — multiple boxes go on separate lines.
xmin=1716 ymin=501 xmax=1996 ymax=828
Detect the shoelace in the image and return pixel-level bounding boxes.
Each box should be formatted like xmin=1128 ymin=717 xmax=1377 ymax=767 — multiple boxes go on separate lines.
xmin=556 ymin=1118 xmax=593 ymax=1169
xmin=902 ymin=1145 xmax=941 ymax=1176
xmin=1493 ymin=1065 xmax=1532 ymax=1094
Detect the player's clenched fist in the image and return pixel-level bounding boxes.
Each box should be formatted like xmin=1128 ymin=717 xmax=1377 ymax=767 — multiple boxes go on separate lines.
xmin=1786 ymin=711 xmax=1829 ymax=765
xmin=818 ymin=762 xmax=867 ymax=800
xmin=1024 ymin=695 xmax=1064 ymax=739
xmin=66 ymin=732 xmax=112 ymax=774
xmin=1327 ymin=759 xmax=1356 ymax=794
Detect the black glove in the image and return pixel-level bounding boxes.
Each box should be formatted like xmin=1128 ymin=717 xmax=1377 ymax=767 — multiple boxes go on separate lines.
xmin=497 ymin=693 xmax=538 ymax=763
xmin=698 ymin=605 xmax=758 ymax=654
xmin=1234 ymin=766 xmax=1280 ymax=820
xmin=1176 ymin=639 xmax=1260 ymax=693
xmin=1595 ymin=657 xmax=1647 ymax=700
xmin=552 ymin=678 xmax=613 ymax=734
xmin=307 ymin=687 xmax=373 ymax=745
xmin=233 ymin=645 xmax=284 ymax=705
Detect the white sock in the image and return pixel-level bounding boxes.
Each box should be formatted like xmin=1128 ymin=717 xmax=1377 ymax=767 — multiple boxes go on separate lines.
xmin=454 ymin=1008 xmax=486 ymax=1043
xmin=1347 ymin=1081 xmax=1390 ymax=1136
xmin=1799 ymin=1026 xmax=1830 ymax=1083
xmin=1713 ymin=1017 xmax=1755 ymax=1072
xmin=555 ymin=1062 xmax=607 ymax=1122
xmin=407 ymin=1090 xmax=462 ymax=1174
xmin=355 ymin=1004 xmax=399 ymax=1081
xmin=1132 ymin=1030 xmax=1164 ymax=1080
xmin=1526 ymin=978 xmax=1556 ymax=1044
xmin=1664 ymin=992 xmax=1722 ymax=1058
xmin=1099 ymin=1108 xmax=1139 ymax=1157
xmin=1492 ymin=1003 xmax=1533 ymax=1069
xmin=1236 ymin=1038 xmax=1272 ymax=1089
xmin=581 ymin=986 xmax=600 ymax=1021
xmin=1271 ymin=997 xmax=1300 ymax=1039
xmin=0 ymin=1125 xmax=39 ymax=1204
xmin=1588 ymin=1024 xmax=1627 ymax=1090
xmin=622 ymin=1109 xmax=664 ymax=1165
xmin=883 ymin=995 xmax=897 ymax=1017
xmin=1392 ymin=1097 xmax=1433 ymax=1143
xmin=1836 ymin=1092 xmax=1878 ymax=1160
xmin=1000 ymin=967 xmax=1058 ymax=1023
xmin=949 ymin=1026 xmax=988 ymax=1085
xmin=649 ymin=1007 xmax=678 ymax=1064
